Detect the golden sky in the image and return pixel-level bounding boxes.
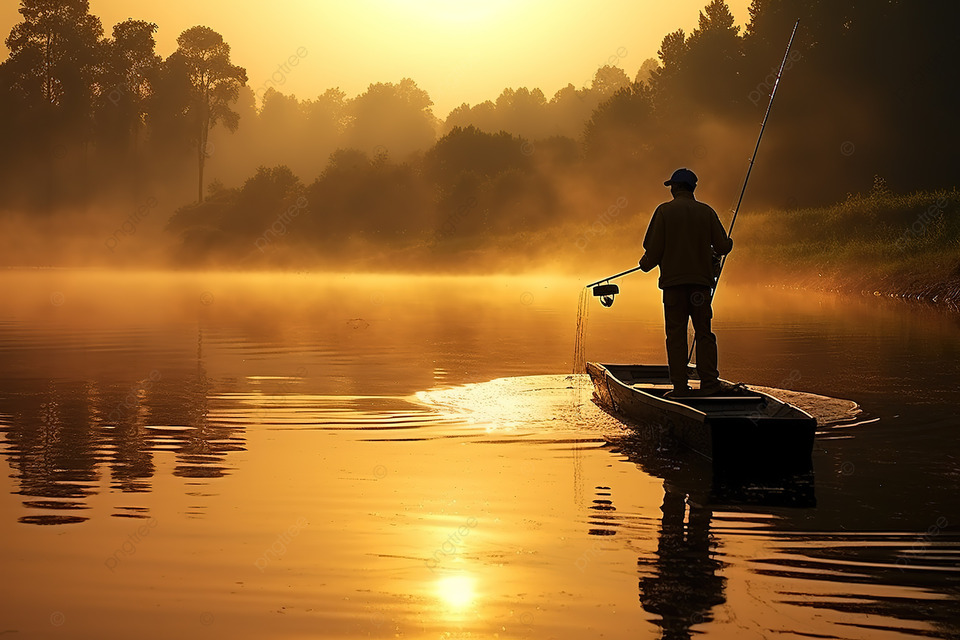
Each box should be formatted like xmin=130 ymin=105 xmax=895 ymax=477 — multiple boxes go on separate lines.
xmin=1 ymin=0 xmax=751 ymax=115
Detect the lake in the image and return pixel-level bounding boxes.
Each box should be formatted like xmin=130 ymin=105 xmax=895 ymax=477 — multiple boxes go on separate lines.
xmin=0 ymin=269 xmax=957 ymax=639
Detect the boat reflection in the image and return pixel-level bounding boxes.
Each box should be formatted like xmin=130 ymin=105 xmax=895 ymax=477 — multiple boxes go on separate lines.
xmin=606 ymin=419 xmax=815 ymax=639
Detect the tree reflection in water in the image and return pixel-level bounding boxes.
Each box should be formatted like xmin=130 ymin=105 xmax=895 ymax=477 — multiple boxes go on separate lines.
xmin=0 ymin=327 xmax=246 ymax=525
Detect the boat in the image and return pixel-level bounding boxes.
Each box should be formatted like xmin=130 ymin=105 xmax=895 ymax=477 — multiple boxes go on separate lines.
xmin=586 ymin=363 xmax=817 ymax=480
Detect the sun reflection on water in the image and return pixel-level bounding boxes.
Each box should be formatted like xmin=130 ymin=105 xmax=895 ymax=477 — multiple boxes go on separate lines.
xmin=436 ymin=574 xmax=477 ymax=611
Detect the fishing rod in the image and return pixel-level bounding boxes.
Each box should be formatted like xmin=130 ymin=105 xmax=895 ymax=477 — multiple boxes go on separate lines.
xmin=686 ymin=18 xmax=800 ymax=363
xmin=717 ymin=18 xmax=800 ymax=281
xmin=586 ymin=265 xmax=643 ymax=289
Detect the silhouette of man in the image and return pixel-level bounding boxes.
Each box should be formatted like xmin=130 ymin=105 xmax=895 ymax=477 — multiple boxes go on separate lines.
xmin=638 ymin=168 xmax=733 ymax=397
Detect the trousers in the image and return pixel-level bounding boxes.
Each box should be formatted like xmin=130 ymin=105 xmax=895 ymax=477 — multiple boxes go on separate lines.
xmin=662 ymin=284 xmax=719 ymax=389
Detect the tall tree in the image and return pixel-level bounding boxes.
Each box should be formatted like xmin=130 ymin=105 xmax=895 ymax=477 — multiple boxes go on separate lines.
xmin=2 ymin=0 xmax=103 ymax=206
xmin=172 ymin=26 xmax=247 ymax=202
xmin=649 ymin=28 xmax=688 ymax=109
xmin=99 ymin=19 xmax=160 ymax=155
xmin=4 ymin=0 xmax=103 ymax=152
xmin=684 ymin=0 xmax=743 ymax=113
xmin=4 ymin=0 xmax=103 ymax=107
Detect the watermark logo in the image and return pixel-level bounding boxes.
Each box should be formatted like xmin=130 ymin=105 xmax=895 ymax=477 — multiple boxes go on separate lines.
xmin=254 ymin=47 xmax=309 ymax=99
xmin=104 ymin=518 xmax=159 ymax=572
xmin=254 ymin=196 xmax=309 ymax=252
xmin=425 ymin=517 xmax=478 ymax=573
xmin=894 ymin=196 xmax=950 ymax=251
xmin=435 ymin=196 xmax=478 ymax=240
xmin=254 ymin=517 xmax=309 ymax=571
xmin=575 ymin=196 xmax=629 ymax=251
xmin=107 ymin=370 xmax=162 ymax=424
xmin=748 ymin=48 xmax=803 ymax=107
xmin=104 ymin=196 xmax=159 ymax=252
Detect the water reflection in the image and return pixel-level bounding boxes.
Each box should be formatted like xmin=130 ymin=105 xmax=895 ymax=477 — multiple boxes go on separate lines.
xmin=602 ymin=416 xmax=960 ymax=639
xmin=0 ymin=326 xmax=246 ymax=524
xmin=1 ymin=271 xmax=959 ymax=639
xmin=604 ymin=429 xmax=723 ymax=639
xmin=436 ymin=574 xmax=477 ymax=611
xmin=639 ymin=488 xmax=725 ymax=639
xmin=602 ymin=413 xmax=819 ymax=639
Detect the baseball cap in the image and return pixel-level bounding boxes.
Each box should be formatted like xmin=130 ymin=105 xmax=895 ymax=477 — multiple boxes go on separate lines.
xmin=664 ymin=168 xmax=698 ymax=189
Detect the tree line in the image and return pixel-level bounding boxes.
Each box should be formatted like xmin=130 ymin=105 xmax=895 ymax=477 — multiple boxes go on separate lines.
xmin=1 ymin=0 xmax=957 ymax=267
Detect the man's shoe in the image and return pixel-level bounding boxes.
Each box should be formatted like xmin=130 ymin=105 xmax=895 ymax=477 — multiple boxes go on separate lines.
xmin=697 ymin=381 xmax=724 ymax=396
xmin=665 ymin=386 xmax=695 ymax=399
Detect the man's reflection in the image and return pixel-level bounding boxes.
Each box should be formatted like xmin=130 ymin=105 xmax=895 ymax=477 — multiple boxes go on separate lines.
xmin=638 ymin=485 xmax=725 ymax=640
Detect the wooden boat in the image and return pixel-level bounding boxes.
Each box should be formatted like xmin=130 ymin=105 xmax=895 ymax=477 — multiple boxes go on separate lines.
xmin=586 ymin=363 xmax=817 ymax=478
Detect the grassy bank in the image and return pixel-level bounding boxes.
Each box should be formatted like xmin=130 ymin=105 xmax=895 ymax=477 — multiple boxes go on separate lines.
xmin=729 ymin=182 xmax=960 ymax=305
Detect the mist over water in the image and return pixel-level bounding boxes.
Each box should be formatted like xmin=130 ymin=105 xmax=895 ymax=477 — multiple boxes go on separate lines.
xmin=0 ymin=270 xmax=958 ymax=638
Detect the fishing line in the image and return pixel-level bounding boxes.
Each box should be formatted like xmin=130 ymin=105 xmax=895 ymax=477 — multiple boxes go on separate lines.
xmin=571 ymin=286 xmax=591 ymax=505
xmin=573 ymin=286 xmax=590 ymax=376
xmin=572 ymin=286 xmax=591 ymax=419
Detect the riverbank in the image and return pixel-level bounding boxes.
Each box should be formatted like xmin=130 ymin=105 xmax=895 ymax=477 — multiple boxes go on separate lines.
xmin=728 ymin=183 xmax=960 ymax=308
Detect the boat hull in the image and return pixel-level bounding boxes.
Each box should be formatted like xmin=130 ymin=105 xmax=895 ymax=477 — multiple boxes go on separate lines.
xmin=587 ymin=363 xmax=816 ymax=479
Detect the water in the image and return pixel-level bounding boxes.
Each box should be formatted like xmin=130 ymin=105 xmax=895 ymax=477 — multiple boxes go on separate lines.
xmin=0 ymin=269 xmax=958 ymax=639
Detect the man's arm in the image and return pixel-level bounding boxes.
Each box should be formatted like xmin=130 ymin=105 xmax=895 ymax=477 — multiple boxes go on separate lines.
xmin=638 ymin=209 xmax=664 ymax=272
xmin=710 ymin=210 xmax=733 ymax=256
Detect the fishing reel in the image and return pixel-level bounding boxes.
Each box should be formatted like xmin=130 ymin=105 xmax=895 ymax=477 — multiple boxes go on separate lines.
xmin=592 ymin=283 xmax=619 ymax=308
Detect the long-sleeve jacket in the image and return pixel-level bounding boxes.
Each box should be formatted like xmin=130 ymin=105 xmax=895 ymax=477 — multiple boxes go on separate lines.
xmin=638 ymin=191 xmax=733 ymax=289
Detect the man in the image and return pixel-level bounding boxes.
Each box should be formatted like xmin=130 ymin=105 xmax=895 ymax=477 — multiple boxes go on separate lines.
xmin=638 ymin=168 xmax=733 ymax=397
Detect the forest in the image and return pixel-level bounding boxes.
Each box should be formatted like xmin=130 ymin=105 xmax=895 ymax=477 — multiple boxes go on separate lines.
xmin=0 ymin=0 xmax=957 ymax=270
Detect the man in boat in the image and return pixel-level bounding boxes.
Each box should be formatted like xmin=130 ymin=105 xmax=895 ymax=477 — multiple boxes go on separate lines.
xmin=638 ymin=168 xmax=733 ymax=397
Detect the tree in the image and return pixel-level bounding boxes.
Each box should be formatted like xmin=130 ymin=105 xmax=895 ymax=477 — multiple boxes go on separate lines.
xmin=4 ymin=0 xmax=103 ymax=108
xmin=345 ymin=78 xmax=437 ymax=158
xmin=98 ymin=19 xmax=160 ymax=155
xmin=649 ymin=28 xmax=688 ymax=108
xmin=172 ymin=26 xmax=247 ymax=202
xmin=635 ymin=58 xmax=659 ymax=85
xmin=304 ymin=88 xmax=349 ymax=137
xmin=4 ymin=0 xmax=103 ymax=157
xmin=546 ymin=84 xmax=596 ymax=140
xmin=424 ymin=125 xmax=530 ymax=187
xmin=591 ymin=66 xmax=630 ymax=98
xmin=584 ymin=82 xmax=655 ymax=161
xmin=2 ymin=0 xmax=103 ymax=206
xmin=684 ymin=0 xmax=742 ymax=112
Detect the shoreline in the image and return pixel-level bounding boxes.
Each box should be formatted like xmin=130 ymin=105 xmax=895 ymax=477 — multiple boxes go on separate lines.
xmin=737 ymin=269 xmax=960 ymax=312
xmin=799 ymin=270 xmax=960 ymax=310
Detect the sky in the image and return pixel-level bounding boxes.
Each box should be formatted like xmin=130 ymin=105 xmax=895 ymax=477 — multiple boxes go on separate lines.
xmin=0 ymin=0 xmax=751 ymax=116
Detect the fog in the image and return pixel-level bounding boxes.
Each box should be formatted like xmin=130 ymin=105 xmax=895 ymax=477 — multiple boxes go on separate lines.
xmin=0 ymin=0 xmax=956 ymax=272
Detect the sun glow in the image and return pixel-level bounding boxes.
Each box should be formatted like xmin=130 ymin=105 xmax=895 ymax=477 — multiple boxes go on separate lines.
xmin=390 ymin=0 xmax=516 ymax=26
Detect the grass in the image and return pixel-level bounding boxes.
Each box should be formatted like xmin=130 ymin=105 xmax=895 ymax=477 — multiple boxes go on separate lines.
xmin=730 ymin=181 xmax=960 ymax=301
